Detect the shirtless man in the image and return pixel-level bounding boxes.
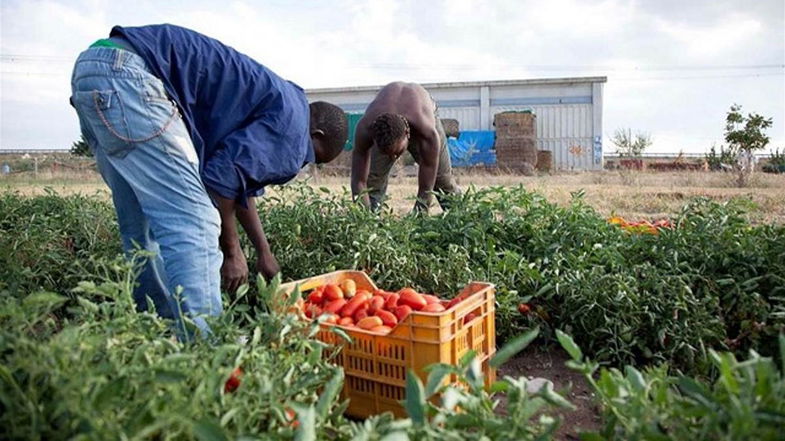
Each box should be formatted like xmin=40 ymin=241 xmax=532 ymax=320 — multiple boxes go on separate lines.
xmin=351 ymin=82 xmax=460 ymax=212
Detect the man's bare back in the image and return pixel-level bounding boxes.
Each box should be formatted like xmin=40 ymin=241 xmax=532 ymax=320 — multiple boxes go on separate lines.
xmin=351 ymin=82 xmax=459 ymax=213
xmin=360 ymin=82 xmax=436 ymax=137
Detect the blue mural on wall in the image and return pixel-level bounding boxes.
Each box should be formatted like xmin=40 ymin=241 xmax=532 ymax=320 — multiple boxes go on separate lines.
xmin=447 ymin=131 xmax=497 ymax=167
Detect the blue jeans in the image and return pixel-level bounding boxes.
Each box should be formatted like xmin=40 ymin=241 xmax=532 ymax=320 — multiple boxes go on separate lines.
xmin=70 ymin=47 xmax=223 ymax=335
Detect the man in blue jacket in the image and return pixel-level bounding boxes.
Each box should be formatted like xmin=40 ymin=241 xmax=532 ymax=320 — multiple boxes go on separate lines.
xmin=70 ymin=24 xmax=348 ymax=334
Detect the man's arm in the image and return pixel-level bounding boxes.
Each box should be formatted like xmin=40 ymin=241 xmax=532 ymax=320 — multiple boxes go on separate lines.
xmin=414 ymin=127 xmax=441 ymax=213
xmin=209 ymin=191 xmax=248 ymax=294
xmin=350 ymin=123 xmax=373 ymax=207
xmin=235 ymin=196 xmax=280 ymax=281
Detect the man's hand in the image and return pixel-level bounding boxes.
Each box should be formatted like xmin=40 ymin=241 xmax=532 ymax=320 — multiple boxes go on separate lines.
xmin=256 ymin=249 xmax=280 ymax=281
xmin=221 ymin=249 xmax=248 ymax=294
xmin=411 ymin=198 xmax=429 ymax=215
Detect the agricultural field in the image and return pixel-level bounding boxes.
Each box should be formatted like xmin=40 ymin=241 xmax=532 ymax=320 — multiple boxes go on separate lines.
xmin=1 ymin=169 xmax=784 ymax=440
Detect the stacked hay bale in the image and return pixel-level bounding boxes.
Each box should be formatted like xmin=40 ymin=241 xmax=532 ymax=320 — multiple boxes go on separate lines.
xmin=536 ymin=150 xmax=552 ymax=173
xmin=494 ymin=111 xmax=537 ymax=175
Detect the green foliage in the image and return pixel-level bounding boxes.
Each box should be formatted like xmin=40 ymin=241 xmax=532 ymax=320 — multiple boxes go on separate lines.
xmin=0 ymin=266 xmax=346 ymax=440
xmin=70 ymin=134 xmax=93 ymax=157
xmin=762 ymin=148 xmax=785 ymax=174
xmin=559 ymin=331 xmax=785 ymax=441
xmin=0 ymin=258 xmax=568 ymax=440
xmin=611 ymin=128 xmax=652 ymax=158
xmin=2 ymin=187 xmax=785 ymax=439
xmin=705 ymin=144 xmax=736 ymax=171
xmin=725 ymin=104 xmax=773 ymax=154
xmin=3 ymin=185 xmax=784 ymax=374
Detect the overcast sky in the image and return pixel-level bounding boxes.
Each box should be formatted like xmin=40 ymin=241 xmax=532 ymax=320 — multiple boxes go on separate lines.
xmin=1 ymin=0 xmax=783 ymax=153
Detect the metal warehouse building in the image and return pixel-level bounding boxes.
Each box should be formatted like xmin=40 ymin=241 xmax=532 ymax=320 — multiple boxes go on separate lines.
xmin=307 ymin=76 xmax=607 ymax=171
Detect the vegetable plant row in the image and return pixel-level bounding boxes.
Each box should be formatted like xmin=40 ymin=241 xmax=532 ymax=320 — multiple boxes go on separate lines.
xmin=2 ymin=184 xmax=783 ymax=373
xmin=1 ymin=185 xmax=784 ymax=439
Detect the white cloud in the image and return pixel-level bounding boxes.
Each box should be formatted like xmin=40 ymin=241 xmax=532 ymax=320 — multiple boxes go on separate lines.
xmin=0 ymin=0 xmax=782 ymax=151
xmin=655 ymin=13 xmax=763 ymax=58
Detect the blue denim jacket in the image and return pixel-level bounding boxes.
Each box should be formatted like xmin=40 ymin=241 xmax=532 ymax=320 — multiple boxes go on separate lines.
xmin=111 ymin=24 xmax=315 ymax=204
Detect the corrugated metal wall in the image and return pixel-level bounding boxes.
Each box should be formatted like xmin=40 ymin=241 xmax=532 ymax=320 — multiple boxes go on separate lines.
xmin=307 ymin=78 xmax=605 ymax=170
xmin=491 ymin=104 xmax=594 ymax=170
xmin=436 ymin=107 xmax=481 ymax=130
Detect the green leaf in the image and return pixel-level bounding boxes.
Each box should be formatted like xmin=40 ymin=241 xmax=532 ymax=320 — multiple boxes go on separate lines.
xmin=534 ymin=283 xmax=553 ymax=296
xmin=329 ymin=326 xmax=353 ymax=343
xmin=293 ymin=405 xmax=316 ymax=441
xmin=541 ymin=382 xmax=576 ymax=410
xmin=154 ymin=369 xmax=188 ymax=384
xmin=625 ymin=366 xmax=646 ymax=392
xmin=459 ymin=350 xmax=477 ymax=368
xmin=379 ymin=433 xmax=410 ymax=441
xmin=556 ymin=329 xmax=583 ymax=361
xmin=579 ymin=433 xmax=606 ymax=441
xmin=23 ymin=291 xmax=68 ymax=312
xmin=441 ymin=387 xmax=461 ymax=412
xmin=316 ymin=369 xmax=344 ymax=418
xmin=404 ymin=370 xmax=426 ymax=425
xmin=779 ymin=334 xmax=784 ymax=375
xmin=235 ymin=283 xmax=249 ymax=299
xmin=424 ymin=365 xmax=451 ymax=397
xmin=488 ymin=380 xmax=510 ymax=393
xmin=192 ymin=419 xmax=228 ymax=441
xmin=490 ymin=326 xmax=539 ymax=368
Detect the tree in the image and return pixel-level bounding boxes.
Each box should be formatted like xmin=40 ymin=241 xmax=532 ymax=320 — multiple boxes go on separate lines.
xmin=611 ymin=128 xmax=651 ymax=158
xmin=724 ymin=104 xmax=773 ymax=186
xmin=70 ymin=134 xmax=93 ymax=157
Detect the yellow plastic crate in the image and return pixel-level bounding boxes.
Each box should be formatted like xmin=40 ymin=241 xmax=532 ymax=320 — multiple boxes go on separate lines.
xmin=280 ymin=270 xmax=496 ymax=418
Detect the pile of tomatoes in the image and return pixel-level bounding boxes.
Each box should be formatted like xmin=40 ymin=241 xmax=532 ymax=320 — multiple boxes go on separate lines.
xmin=608 ymin=216 xmax=673 ymax=235
xmin=301 ymin=280 xmax=471 ymax=335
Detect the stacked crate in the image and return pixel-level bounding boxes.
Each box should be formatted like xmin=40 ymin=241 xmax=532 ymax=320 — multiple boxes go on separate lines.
xmin=494 ymin=112 xmax=537 ymax=175
xmin=441 ymin=118 xmax=460 ymax=139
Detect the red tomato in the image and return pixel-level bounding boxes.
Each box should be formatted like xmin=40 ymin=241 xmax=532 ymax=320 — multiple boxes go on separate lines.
xmin=338 ymin=316 xmax=354 ymax=326
xmin=463 ymin=312 xmax=478 ymax=324
xmin=340 ymin=292 xmax=371 ymax=317
xmin=394 ymin=305 xmax=413 ymax=322
xmin=304 ymin=303 xmax=322 ymax=319
xmin=446 ymin=294 xmax=466 ymax=310
xmin=399 ymin=288 xmax=427 ymax=311
xmin=323 ymin=284 xmax=344 ymax=301
xmin=353 ymin=307 xmax=369 ymax=322
xmin=357 ymin=316 xmax=383 ymax=330
xmin=422 ymin=294 xmax=441 ymax=305
xmin=323 ymin=298 xmax=347 ymax=314
xmin=518 ymin=303 xmax=531 ymax=315
xmin=374 ymin=289 xmax=395 ymax=300
xmin=368 ymin=295 xmax=385 ymax=314
xmin=369 ymin=325 xmax=392 ymax=334
xmin=385 ymin=293 xmax=400 ymax=310
xmin=421 ymin=303 xmax=446 ymax=313
xmin=224 ymin=367 xmax=243 ymax=393
xmin=375 ymin=309 xmax=398 ymax=327
xmin=285 ymin=407 xmax=299 ymax=428
xmin=307 ymin=288 xmax=324 ymax=304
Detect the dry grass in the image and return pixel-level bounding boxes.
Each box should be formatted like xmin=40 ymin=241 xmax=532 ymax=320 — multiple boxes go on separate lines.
xmin=2 ymin=169 xmax=784 ymax=223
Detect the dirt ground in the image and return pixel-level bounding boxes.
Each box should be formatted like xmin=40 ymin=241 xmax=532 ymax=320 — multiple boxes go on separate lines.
xmin=498 ymin=348 xmax=602 ymax=440
xmin=4 ymin=168 xmax=784 ymax=223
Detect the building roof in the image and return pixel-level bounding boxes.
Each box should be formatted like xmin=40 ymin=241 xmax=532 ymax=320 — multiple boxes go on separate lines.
xmin=307 ymin=76 xmax=608 ymax=94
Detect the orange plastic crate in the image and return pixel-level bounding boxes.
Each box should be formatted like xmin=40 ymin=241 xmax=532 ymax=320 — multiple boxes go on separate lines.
xmin=280 ymin=270 xmax=496 ymax=418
